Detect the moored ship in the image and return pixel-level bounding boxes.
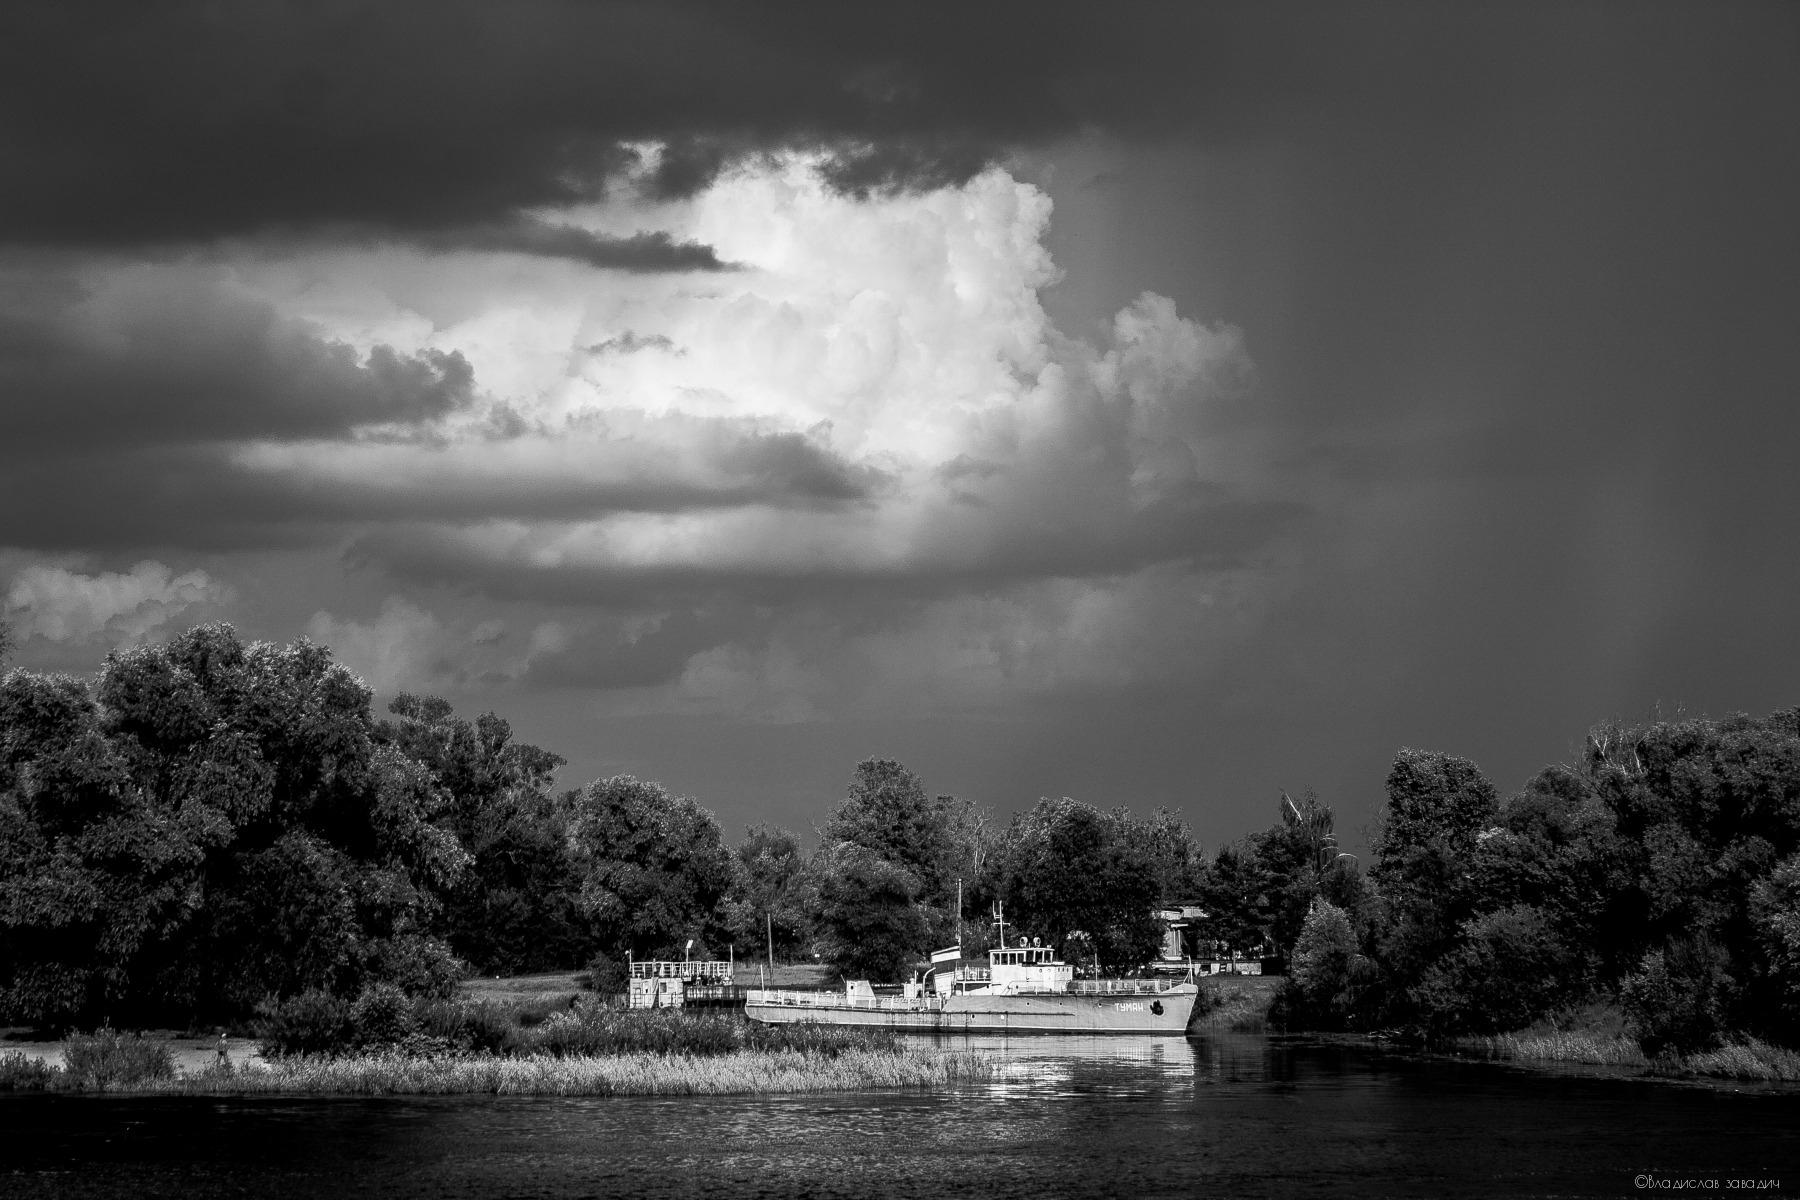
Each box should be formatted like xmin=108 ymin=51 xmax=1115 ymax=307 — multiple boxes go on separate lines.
xmin=745 ymin=939 xmax=1200 ymax=1034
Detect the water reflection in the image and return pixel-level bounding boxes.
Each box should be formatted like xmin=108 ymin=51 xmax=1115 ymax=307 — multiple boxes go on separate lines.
xmin=3 ymin=1033 xmax=1798 ymax=1198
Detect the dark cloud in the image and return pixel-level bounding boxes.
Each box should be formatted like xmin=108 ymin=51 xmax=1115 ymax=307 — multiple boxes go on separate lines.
xmin=419 ymin=219 xmax=735 ymax=272
xmin=0 ymin=272 xmax=472 ymax=448
xmin=525 ymin=608 xmax=731 ymax=690
xmin=6 ymin=1 xmax=1732 ymax=246
xmin=0 ymin=410 xmax=883 ymax=552
xmin=585 ymin=333 xmax=677 ymax=356
xmin=336 ymin=491 xmax=1303 ymax=610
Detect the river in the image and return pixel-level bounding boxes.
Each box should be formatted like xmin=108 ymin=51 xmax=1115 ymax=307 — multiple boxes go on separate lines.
xmin=3 ymin=1033 xmax=1796 ymax=1197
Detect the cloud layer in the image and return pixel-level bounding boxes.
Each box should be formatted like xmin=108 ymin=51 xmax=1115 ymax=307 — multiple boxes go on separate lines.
xmin=6 ymin=561 xmax=230 ymax=646
xmin=229 ymin=155 xmax=1275 ymax=712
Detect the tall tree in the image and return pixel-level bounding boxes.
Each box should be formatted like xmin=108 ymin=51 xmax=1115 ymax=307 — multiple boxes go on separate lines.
xmin=822 ymin=759 xmax=954 ymax=902
xmin=813 ymin=844 xmax=930 ymax=982
xmin=566 ymin=775 xmax=734 ymax=960
xmin=997 ymin=798 xmax=1163 ymax=972
xmin=723 ymin=823 xmax=815 ymax=962
xmin=378 ymin=695 xmax=582 ymax=974
xmin=0 ymin=625 xmax=470 ymax=1027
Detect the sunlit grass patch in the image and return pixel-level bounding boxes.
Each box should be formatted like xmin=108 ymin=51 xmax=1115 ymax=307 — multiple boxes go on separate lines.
xmin=148 ymin=1048 xmax=996 ymax=1096
xmin=1465 ymin=1031 xmax=1649 ymax=1066
xmin=1677 ymin=1040 xmax=1800 ymax=1082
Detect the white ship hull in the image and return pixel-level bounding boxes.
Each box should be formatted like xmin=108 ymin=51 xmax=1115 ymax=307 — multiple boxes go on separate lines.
xmin=745 ymin=983 xmax=1200 ymax=1035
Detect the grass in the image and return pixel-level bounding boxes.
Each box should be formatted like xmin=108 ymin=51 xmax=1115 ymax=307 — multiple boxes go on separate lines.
xmin=508 ymin=1006 xmax=896 ymax=1058
xmin=4 ymin=1001 xmax=989 ymax=1096
xmin=131 ymin=1047 xmax=995 ymax=1096
xmin=1189 ymin=975 xmax=1280 ymax=1033
xmin=1463 ymin=1030 xmax=1650 ymax=1067
xmin=1676 ymin=1040 xmax=1800 ymax=1082
xmin=0 ymin=1048 xmax=57 ymax=1091
xmin=1457 ymin=1001 xmax=1800 ymax=1084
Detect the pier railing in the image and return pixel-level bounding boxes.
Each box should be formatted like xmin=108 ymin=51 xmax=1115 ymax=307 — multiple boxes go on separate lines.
xmin=628 ymin=960 xmax=734 ymax=984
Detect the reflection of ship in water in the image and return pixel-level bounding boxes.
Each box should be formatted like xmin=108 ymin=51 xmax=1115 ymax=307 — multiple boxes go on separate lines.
xmin=746 ymin=903 xmax=1200 ymax=1034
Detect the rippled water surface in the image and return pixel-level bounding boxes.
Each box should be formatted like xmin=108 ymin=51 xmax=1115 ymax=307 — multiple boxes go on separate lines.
xmin=5 ymin=1034 xmax=1798 ymax=1198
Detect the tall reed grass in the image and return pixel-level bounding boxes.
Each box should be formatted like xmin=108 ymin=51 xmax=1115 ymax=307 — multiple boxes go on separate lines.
xmin=61 ymin=1028 xmax=176 ymax=1088
xmin=1677 ymin=1040 xmax=1800 ymax=1082
xmin=137 ymin=1048 xmax=997 ymax=1096
xmin=1462 ymin=1031 xmax=1649 ymax=1066
xmin=509 ymin=1006 xmax=896 ymax=1058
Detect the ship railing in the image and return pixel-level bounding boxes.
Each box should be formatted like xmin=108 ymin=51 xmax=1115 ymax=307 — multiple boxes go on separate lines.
xmin=1067 ymin=978 xmax=1187 ymax=995
xmin=746 ymin=988 xmax=929 ymax=1011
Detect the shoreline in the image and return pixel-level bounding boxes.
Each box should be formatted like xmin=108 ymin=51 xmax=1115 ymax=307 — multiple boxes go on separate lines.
xmin=1228 ymin=1028 xmax=1800 ymax=1094
xmin=2 ymin=1045 xmax=997 ymax=1097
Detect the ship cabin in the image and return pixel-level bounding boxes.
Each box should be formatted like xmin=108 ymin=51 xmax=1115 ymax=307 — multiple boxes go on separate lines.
xmin=937 ymin=941 xmax=1074 ymax=996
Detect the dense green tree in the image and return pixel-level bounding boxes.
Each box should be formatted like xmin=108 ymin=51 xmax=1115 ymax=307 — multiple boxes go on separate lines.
xmin=811 ymin=759 xmax=957 ymax=979
xmin=822 ymin=759 xmax=955 ymax=902
xmin=566 ymin=775 xmax=734 ymax=960
xmin=377 ymin=695 xmax=584 ymax=974
xmin=722 ymin=823 xmax=815 ymax=962
xmin=1275 ymin=900 xmax=1373 ymax=1030
xmin=0 ymin=626 xmax=468 ymax=1028
xmin=1194 ymin=842 xmax=1273 ymax=959
xmin=1325 ymin=709 xmax=1800 ymax=1047
xmin=996 ymin=798 xmax=1163 ymax=972
xmin=813 ymin=844 xmax=930 ymax=981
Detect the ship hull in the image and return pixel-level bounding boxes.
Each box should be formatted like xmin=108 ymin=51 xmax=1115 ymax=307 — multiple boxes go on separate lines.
xmin=745 ymin=985 xmax=1199 ymax=1034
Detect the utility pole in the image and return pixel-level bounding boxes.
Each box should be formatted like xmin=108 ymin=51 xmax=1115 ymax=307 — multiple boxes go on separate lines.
xmin=766 ymin=911 xmax=775 ymax=968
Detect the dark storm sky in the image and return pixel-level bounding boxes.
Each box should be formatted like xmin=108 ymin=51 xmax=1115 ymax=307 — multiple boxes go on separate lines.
xmin=2 ymin=2 xmax=1796 ymax=852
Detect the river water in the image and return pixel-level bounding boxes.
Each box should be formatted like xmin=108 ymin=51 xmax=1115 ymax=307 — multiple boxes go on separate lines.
xmin=3 ymin=1033 xmax=1796 ymax=1198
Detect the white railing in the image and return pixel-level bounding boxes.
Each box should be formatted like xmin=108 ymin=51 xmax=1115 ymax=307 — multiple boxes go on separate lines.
xmin=746 ymin=989 xmax=929 ymax=1011
xmin=629 ymin=960 xmax=733 ymax=983
xmin=1067 ymin=978 xmax=1186 ymax=995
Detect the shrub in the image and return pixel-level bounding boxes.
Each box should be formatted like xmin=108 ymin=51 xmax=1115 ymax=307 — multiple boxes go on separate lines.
xmin=1411 ymin=906 xmax=1584 ymax=1038
xmin=0 ymin=1049 xmax=57 ymax=1091
xmin=1622 ymin=940 xmax=1733 ymax=1056
xmin=413 ymin=997 xmax=511 ymax=1054
xmin=364 ymin=935 xmax=467 ymax=1001
xmin=586 ymin=951 xmax=628 ymax=994
xmin=61 ymin=1028 xmax=175 ymax=1089
xmin=508 ymin=994 xmax=577 ymax=1029
xmin=349 ymin=982 xmax=415 ymax=1047
xmin=1273 ymin=901 xmax=1372 ymax=1031
xmin=744 ymin=1021 xmax=898 ymax=1057
xmin=264 ymin=990 xmax=353 ymax=1057
xmin=518 ymin=1005 xmax=739 ymax=1056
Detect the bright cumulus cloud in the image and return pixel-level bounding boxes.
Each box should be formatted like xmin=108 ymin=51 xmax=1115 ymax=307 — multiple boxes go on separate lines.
xmin=235 ymin=155 xmax=1256 ymax=587
xmin=6 ymin=561 xmax=230 ymax=646
xmin=10 ymin=152 xmax=1278 ymax=712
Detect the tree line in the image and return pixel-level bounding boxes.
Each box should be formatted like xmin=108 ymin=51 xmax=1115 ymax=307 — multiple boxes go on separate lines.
xmin=7 ymin=620 xmax=1798 ymax=1056
xmin=1278 ymin=712 xmax=1800 ymax=1054
xmin=0 ymin=624 xmax=1220 ymax=1027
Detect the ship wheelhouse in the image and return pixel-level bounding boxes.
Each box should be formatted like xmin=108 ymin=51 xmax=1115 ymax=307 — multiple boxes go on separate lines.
xmin=935 ymin=941 xmax=1075 ymax=997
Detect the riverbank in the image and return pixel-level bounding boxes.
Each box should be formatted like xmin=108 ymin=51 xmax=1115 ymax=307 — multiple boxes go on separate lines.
xmin=1 ymin=1007 xmax=997 ymax=1097
xmin=1189 ymin=975 xmax=1279 ymax=1033
xmin=1177 ymin=979 xmax=1800 ymax=1091
xmin=1460 ymin=1028 xmax=1800 ymax=1085
xmin=0 ymin=1047 xmax=995 ymax=1096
